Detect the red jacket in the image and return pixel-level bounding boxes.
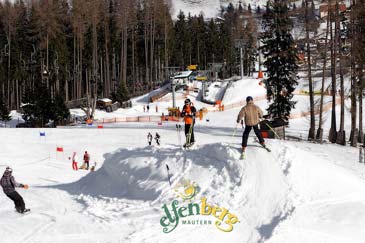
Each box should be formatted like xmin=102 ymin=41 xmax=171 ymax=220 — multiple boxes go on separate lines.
xmin=84 ymin=153 xmax=90 ymax=162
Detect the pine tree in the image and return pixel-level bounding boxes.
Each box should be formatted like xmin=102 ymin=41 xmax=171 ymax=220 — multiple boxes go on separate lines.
xmin=114 ymin=82 xmax=129 ymax=103
xmin=22 ymin=83 xmax=54 ymax=127
xmin=0 ymin=98 xmax=12 ymax=126
xmin=52 ymin=94 xmax=70 ymax=126
xmin=261 ymin=0 xmax=298 ymax=120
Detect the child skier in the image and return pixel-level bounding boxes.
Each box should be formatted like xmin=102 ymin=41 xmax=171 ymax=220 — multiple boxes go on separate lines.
xmin=236 ymin=96 xmax=266 ymax=158
xmin=69 ymin=152 xmax=78 ymax=170
xmin=147 ymin=132 xmax=153 ymax=146
xmin=0 ymin=167 xmax=29 ymax=213
xmin=155 ymin=132 xmax=161 ymax=146
xmin=181 ymin=98 xmax=197 ymax=147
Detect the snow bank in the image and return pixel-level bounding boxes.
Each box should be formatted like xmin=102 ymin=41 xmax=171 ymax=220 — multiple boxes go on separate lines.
xmin=223 ymin=77 xmax=266 ymax=105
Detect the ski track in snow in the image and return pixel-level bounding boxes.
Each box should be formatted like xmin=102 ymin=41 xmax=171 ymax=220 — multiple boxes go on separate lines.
xmin=2 ymin=74 xmax=365 ymax=243
xmin=1 ymin=127 xmax=365 ymax=243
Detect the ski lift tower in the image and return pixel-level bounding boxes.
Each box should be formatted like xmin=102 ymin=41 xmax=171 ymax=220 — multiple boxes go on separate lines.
xmin=235 ymin=39 xmax=247 ymax=80
xmin=171 ymin=68 xmax=194 ymax=108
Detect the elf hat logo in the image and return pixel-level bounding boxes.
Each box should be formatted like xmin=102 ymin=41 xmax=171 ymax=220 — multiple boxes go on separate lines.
xmin=174 ymin=180 xmax=200 ymax=201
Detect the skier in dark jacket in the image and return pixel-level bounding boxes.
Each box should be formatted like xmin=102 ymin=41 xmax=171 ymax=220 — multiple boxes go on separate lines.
xmin=147 ymin=132 xmax=153 ymax=146
xmin=181 ymin=98 xmax=197 ymax=147
xmin=155 ymin=132 xmax=161 ymax=146
xmin=0 ymin=167 xmax=29 ymax=213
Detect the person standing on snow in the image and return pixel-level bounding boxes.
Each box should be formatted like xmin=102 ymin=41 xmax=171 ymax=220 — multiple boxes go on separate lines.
xmin=69 ymin=152 xmax=78 ymax=171
xmin=155 ymin=132 xmax=161 ymax=146
xmin=237 ymin=96 xmax=266 ymax=153
xmin=0 ymin=167 xmax=29 ymax=213
xmin=147 ymin=132 xmax=153 ymax=146
xmin=83 ymin=151 xmax=90 ymax=170
xmin=181 ymin=98 xmax=197 ymax=147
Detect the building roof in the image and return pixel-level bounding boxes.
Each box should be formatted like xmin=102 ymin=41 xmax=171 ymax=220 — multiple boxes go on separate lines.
xmin=319 ymin=3 xmax=346 ymax=13
xmin=174 ymin=71 xmax=193 ymax=79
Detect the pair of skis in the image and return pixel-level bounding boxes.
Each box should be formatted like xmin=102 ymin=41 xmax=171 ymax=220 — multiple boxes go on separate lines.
xmin=240 ymin=142 xmax=271 ymax=160
xmin=176 ymin=124 xmax=194 ymax=149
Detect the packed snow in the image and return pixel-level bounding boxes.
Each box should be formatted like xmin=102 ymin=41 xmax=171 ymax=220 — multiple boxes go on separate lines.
xmin=2 ymin=75 xmax=365 ymax=243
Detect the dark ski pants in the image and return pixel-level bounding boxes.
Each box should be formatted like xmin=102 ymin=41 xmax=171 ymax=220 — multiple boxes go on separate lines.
xmin=85 ymin=161 xmax=89 ymax=170
xmin=242 ymin=125 xmax=265 ymax=148
xmin=6 ymin=191 xmax=25 ymax=212
xmin=185 ymin=124 xmax=195 ymax=143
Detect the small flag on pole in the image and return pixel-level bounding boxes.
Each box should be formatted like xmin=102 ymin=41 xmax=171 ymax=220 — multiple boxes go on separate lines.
xmin=40 ymin=132 xmax=46 ymax=137
xmin=97 ymin=125 xmax=104 ymax=129
xmin=56 ymin=147 xmax=64 ymax=152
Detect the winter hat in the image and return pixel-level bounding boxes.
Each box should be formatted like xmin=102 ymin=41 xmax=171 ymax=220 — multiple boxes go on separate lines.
xmin=5 ymin=166 xmax=12 ymax=173
xmin=246 ymin=96 xmax=253 ymax=102
xmin=184 ymin=98 xmax=191 ymax=104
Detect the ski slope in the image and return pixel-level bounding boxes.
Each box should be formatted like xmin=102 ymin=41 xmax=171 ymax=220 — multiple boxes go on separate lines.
xmin=1 ymin=120 xmax=365 ymax=242
xmin=170 ymin=0 xmax=269 ymax=18
xmin=2 ymin=75 xmax=365 ymax=242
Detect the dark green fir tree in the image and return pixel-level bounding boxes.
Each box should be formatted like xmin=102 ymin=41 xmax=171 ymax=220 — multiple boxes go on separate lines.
xmin=260 ymin=0 xmax=298 ymax=120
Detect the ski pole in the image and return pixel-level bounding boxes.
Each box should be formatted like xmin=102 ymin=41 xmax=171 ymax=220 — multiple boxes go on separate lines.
xmin=187 ymin=122 xmax=194 ymax=144
xmin=266 ymin=123 xmax=281 ymax=139
xmin=232 ymin=123 xmax=238 ymax=137
xmin=166 ymin=164 xmax=172 ymax=187
xmin=176 ymin=124 xmax=182 ymax=149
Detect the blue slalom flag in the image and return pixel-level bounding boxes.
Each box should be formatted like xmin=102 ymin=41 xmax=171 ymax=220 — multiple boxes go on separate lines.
xmin=40 ymin=132 xmax=46 ymax=137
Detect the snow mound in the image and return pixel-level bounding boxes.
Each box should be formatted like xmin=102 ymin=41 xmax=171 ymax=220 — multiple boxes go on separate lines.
xmin=55 ymin=143 xmax=244 ymax=202
xmin=56 ymin=147 xmax=174 ymax=201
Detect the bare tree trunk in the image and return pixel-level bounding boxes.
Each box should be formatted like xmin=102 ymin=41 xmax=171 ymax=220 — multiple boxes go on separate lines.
xmin=112 ymin=48 xmax=116 ymax=93
xmin=104 ymin=25 xmax=110 ymax=97
xmin=336 ymin=1 xmax=346 ymax=145
xmin=150 ymin=4 xmax=156 ymax=90
xmin=164 ymin=8 xmax=169 ymax=81
xmin=144 ymin=20 xmax=149 ymax=91
xmin=7 ymin=24 xmax=11 ymax=108
xmin=132 ymin=28 xmax=136 ymax=94
xmin=359 ymin=66 xmax=364 ymax=143
xmin=123 ymin=21 xmax=127 ymax=88
xmin=316 ymin=7 xmax=330 ymax=143
xmin=350 ymin=0 xmax=358 ymax=146
xmin=329 ymin=0 xmax=338 ymax=143
xmin=306 ymin=0 xmax=315 ymax=140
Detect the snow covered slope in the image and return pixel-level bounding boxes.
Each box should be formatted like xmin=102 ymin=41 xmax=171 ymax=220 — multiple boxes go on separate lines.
xmin=2 ymin=74 xmax=365 ymax=242
xmin=170 ymin=0 xmax=268 ymax=18
xmin=1 ymin=123 xmax=365 ymax=242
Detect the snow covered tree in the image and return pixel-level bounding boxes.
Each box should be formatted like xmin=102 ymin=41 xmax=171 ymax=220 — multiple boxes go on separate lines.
xmin=261 ymin=0 xmax=298 ymax=120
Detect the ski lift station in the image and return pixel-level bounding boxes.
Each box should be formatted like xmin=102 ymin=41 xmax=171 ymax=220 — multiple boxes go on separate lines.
xmin=172 ymin=70 xmax=193 ymax=86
